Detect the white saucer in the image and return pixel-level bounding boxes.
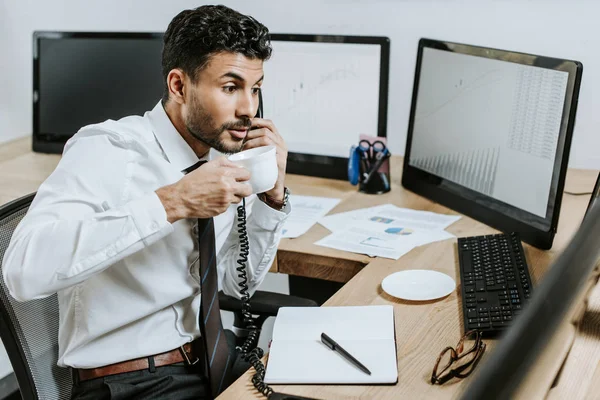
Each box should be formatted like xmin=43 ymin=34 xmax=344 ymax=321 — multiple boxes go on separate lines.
xmin=381 ymin=270 xmax=456 ymax=301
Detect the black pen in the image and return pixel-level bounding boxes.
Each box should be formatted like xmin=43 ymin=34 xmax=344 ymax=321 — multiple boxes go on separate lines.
xmin=321 ymin=332 xmax=372 ymax=375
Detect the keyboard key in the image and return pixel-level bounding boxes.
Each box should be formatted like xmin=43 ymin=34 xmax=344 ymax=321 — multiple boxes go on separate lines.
xmin=462 ymin=251 xmax=473 ymax=273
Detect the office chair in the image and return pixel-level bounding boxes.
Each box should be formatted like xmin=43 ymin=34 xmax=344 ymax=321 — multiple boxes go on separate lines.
xmin=0 ymin=193 xmax=316 ymax=399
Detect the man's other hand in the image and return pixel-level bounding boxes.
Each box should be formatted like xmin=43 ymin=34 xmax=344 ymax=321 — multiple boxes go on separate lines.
xmin=243 ymin=118 xmax=288 ymax=201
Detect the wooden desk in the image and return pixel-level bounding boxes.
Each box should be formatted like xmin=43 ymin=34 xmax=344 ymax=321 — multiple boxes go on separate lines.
xmin=276 ymin=156 xmax=596 ymax=285
xmin=219 ymin=158 xmax=599 ymax=399
xmin=1 ymin=138 xmax=598 ymax=399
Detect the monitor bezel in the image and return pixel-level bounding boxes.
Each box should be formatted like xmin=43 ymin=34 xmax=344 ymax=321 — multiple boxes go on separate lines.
xmin=402 ymin=38 xmax=583 ymax=249
xmin=586 ymin=172 xmax=600 ymax=216
xmin=268 ymin=33 xmax=390 ymax=180
xmin=32 ymin=31 xmax=164 ymax=153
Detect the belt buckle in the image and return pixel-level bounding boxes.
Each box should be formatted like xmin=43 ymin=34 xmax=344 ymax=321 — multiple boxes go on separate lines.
xmin=179 ymin=345 xmax=199 ymax=366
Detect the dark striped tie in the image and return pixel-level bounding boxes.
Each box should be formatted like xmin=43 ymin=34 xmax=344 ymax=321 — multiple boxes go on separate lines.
xmin=184 ymin=161 xmax=231 ymax=397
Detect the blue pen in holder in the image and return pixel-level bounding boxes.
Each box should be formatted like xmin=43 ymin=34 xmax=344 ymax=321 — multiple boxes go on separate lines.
xmin=348 ymin=140 xmax=391 ymax=194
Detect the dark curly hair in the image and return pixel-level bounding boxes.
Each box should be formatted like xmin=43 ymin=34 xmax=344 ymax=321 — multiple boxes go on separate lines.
xmin=161 ymin=5 xmax=272 ymax=103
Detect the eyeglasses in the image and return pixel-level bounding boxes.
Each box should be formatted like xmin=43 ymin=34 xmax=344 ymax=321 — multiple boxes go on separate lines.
xmin=430 ymin=330 xmax=486 ymax=385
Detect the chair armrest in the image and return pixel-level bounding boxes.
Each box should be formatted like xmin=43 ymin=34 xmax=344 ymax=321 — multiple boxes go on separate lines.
xmin=219 ymin=290 xmax=318 ymax=318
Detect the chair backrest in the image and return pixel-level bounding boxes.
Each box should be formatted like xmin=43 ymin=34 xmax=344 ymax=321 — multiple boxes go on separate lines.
xmin=0 ymin=193 xmax=72 ymax=400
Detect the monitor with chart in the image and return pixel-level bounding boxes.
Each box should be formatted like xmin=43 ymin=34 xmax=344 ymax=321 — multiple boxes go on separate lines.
xmin=33 ymin=31 xmax=164 ymax=154
xmin=264 ymin=34 xmax=390 ymax=179
xmin=402 ymin=39 xmax=583 ymax=249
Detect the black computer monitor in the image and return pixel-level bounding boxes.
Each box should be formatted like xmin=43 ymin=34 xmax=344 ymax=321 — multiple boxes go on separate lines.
xmin=264 ymin=34 xmax=390 ymax=180
xmin=402 ymin=39 xmax=583 ymax=249
xmin=460 ymin=198 xmax=600 ymax=399
xmin=33 ymin=31 xmax=164 ymax=153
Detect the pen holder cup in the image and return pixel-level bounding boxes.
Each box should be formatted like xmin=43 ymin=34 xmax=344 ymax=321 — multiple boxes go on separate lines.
xmin=359 ymin=156 xmax=391 ymax=195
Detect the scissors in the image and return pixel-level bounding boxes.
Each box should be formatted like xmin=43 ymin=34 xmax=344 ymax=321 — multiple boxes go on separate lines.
xmin=358 ymin=140 xmax=387 ymax=166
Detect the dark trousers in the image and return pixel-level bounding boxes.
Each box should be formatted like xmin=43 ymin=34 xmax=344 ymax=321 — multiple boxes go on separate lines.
xmin=71 ymin=331 xmax=250 ymax=400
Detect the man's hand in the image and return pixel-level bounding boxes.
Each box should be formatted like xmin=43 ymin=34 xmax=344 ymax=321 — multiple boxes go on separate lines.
xmin=243 ymin=118 xmax=288 ymax=201
xmin=156 ymin=157 xmax=252 ymax=223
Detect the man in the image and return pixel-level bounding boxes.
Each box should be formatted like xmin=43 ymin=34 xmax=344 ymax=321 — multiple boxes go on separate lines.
xmin=2 ymin=5 xmax=289 ymax=399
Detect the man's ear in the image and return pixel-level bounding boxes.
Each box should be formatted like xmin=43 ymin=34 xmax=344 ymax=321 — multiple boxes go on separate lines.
xmin=166 ymin=69 xmax=186 ymax=105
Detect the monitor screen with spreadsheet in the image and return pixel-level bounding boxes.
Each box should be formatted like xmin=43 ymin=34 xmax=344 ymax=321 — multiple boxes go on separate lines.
xmin=402 ymin=39 xmax=582 ymax=249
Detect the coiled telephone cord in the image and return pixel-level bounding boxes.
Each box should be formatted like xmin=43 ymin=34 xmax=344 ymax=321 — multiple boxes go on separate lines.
xmin=236 ymin=198 xmax=274 ymax=398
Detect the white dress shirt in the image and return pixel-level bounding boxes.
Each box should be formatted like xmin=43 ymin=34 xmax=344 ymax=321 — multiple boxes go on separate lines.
xmin=2 ymin=102 xmax=289 ymax=368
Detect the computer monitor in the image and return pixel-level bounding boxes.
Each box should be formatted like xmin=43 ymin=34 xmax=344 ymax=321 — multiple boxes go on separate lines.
xmin=460 ymin=198 xmax=600 ymax=399
xmin=33 ymin=31 xmax=164 ymax=153
xmin=263 ymin=34 xmax=390 ymax=180
xmin=402 ymin=39 xmax=583 ymax=249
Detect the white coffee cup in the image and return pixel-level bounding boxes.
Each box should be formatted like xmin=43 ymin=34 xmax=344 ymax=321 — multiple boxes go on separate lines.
xmin=228 ymin=145 xmax=278 ymax=194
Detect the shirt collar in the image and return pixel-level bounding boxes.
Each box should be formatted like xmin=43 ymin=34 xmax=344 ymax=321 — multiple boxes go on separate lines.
xmin=147 ymin=101 xmax=204 ymax=172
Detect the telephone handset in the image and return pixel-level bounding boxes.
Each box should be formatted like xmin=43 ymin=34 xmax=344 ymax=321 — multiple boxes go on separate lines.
xmin=234 ymin=91 xmax=318 ymax=400
xmin=256 ymin=89 xmax=264 ymax=119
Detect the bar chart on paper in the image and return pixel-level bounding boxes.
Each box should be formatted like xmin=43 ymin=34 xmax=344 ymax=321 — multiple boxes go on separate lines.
xmin=411 ymin=147 xmax=500 ymax=196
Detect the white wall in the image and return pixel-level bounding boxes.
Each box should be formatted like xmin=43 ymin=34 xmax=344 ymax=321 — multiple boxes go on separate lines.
xmin=1 ymin=0 xmax=599 ymax=169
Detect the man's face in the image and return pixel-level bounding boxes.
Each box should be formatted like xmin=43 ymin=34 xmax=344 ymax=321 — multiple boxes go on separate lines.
xmin=183 ymin=52 xmax=264 ymax=154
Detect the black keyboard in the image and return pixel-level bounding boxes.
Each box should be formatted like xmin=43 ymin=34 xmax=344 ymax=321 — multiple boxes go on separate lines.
xmin=458 ymin=232 xmax=533 ymax=335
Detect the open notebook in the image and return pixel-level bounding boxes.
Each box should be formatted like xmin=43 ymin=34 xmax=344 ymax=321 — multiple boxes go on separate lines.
xmin=264 ymin=305 xmax=398 ymax=384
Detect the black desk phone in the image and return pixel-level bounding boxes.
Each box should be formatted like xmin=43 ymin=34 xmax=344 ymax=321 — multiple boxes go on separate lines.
xmin=234 ymin=90 xmax=318 ymax=400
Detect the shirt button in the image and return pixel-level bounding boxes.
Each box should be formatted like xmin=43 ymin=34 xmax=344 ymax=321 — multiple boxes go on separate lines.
xmin=151 ymin=222 xmax=159 ymax=230
xmin=107 ymin=248 xmax=116 ymax=257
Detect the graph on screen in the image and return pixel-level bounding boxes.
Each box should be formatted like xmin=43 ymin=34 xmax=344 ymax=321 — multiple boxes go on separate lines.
xmin=409 ymin=48 xmax=568 ymax=217
xmin=411 ymin=147 xmax=500 ymax=196
xmin=262 ymin=41 xmax=381 ymax=158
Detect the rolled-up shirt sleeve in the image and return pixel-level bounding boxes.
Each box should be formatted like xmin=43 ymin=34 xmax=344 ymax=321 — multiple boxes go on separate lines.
xmin=2 ymin=132 xmax=173 ymax=302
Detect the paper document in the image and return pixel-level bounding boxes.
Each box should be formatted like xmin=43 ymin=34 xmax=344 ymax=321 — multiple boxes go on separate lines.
xmin=316 ymin=226 xmax=454 ymax=260
xmin=319 ymin=204 xmax=460 ymax=232
xmin=264 ymin=305 xmax=398 ymax=384
xmin=282 ymin=195 xmax=341 ymax=238
xmin=316 ymin=204 xmax=460 ymax=259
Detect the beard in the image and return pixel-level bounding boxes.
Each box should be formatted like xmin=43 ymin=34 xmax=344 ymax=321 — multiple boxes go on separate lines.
xmin=185 ymin=93 xmax=251 ymax=155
